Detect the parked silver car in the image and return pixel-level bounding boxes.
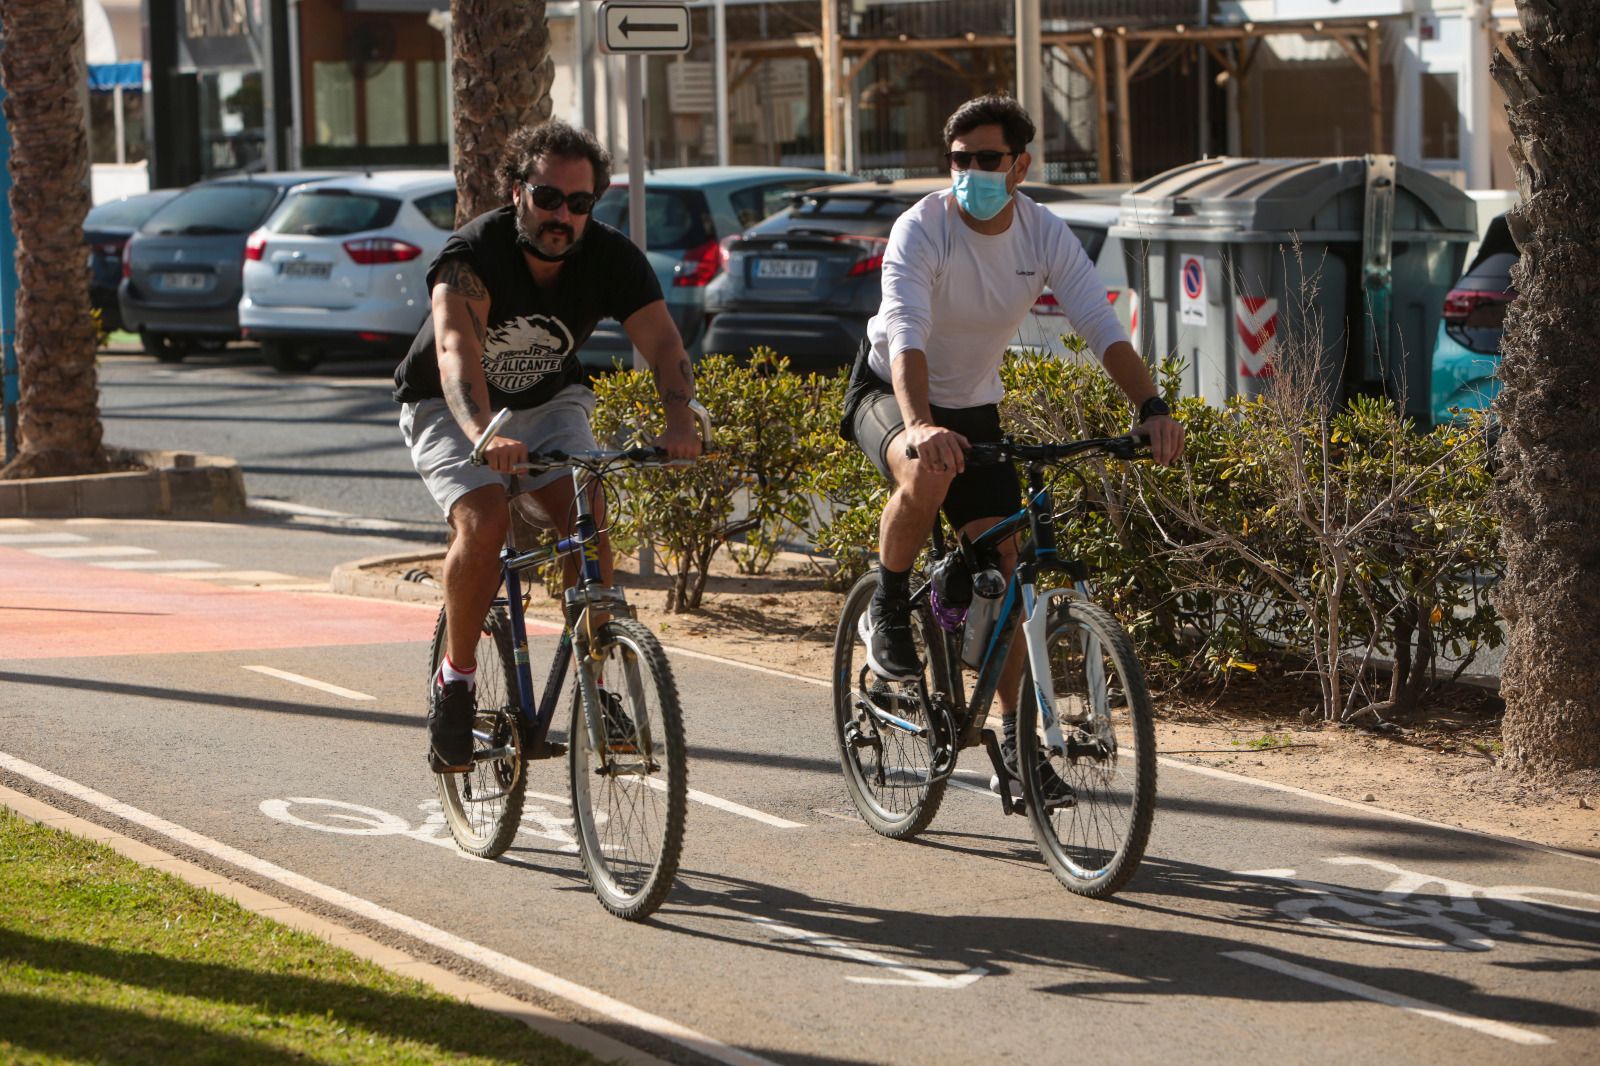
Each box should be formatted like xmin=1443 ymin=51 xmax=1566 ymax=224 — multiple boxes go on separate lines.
xmin=118 ymin=172 xmax=339 ymax=362
xmin=239 ymin=170 xmax=457 ymax=372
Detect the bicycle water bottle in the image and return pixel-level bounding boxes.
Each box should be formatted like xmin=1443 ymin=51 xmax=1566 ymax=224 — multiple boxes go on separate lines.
xmin=959 ymin=568 xmax=1005 ymax=669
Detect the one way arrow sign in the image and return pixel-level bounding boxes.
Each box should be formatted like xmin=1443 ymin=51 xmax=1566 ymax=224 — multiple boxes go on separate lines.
xmin=600 ymin=3 xmax=692 ymax=55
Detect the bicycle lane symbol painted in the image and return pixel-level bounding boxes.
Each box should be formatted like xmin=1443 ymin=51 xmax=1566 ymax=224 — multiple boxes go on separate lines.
xmin=259 ymin=795 xmax=585 ymax=862
xmin=1236 ymin=856 xmax=1600 ymax=953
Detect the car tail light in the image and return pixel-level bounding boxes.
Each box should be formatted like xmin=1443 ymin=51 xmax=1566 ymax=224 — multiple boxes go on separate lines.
xmin=1442 ymin=288 xmax=1510 ymax=322
xmin=120 ymin=238 xmax=133 ymax=279
xmin=674 ymin=237 xmax=726 ymax=287
xmin=1033 ymin=292 xmax=1065 ymax=316
xmin=344 ymin=238 xmax=423 ymax=265
xmin=836 ymin=235 xmax=887 ymax=277
xmin=91 ymin=241 xmax=123 ymax=257
xmin=245 ymin=232 xmax=268 ymax=261
xmin=358 ymin=331 xmax=392 ymax=343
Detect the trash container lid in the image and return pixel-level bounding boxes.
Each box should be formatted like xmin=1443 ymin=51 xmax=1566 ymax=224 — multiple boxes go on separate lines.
xmin=1110 ymin=156 xmax=1478 ymax=244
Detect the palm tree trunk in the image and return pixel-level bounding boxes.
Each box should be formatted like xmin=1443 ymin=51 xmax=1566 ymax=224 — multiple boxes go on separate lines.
xmin=0 ymin=0 xmax=107 ymax=478
xmin=1489 ymin=2 xmax=1600 ymax=774
xmin=450 ymin=0 xmax=555 ymax=224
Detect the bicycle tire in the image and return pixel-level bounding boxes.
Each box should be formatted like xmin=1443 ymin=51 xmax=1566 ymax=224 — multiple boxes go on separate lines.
xmin=568 ymin=618 xmax=687 ymax=920
xmin=429 ymin=606 xmax=528 ymax=859
xmin=1018 ymin=598 xmax=1156 ymax=898
xmin=831 ymin=570 xmax=950 ymax=839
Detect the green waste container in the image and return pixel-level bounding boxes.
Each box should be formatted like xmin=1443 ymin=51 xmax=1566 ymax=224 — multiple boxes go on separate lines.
xmin=1111 ymin=155 xmax=1477 ymax=424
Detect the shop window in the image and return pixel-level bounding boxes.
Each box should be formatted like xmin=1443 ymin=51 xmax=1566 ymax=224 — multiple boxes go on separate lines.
xmin=1422 ymin=71 xmax=1461 ymax=160
xmin=416 ymin=61 xmax=444 ymax=145
xmin=366 ymin=64 xmax=408 ymax=147
xmin=314 ymin=62 xmax=358 ymax=147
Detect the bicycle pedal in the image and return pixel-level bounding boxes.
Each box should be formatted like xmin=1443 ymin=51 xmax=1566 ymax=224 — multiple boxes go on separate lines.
xmin=525 ymin=739 xmax=567 ymax=760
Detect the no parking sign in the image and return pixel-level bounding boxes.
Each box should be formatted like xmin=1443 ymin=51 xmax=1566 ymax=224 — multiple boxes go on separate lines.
xmin=1179 ymin=254 xmax=1207 ymax=326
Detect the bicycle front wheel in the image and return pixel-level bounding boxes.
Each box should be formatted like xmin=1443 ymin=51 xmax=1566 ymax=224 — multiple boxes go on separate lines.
xmin=429 ymin=606 xmax=527 ymax=858
xmin=831 ymin=570 xmax=950 ymax=839
xmin=1018 ymin=598 xmax=1156 ymax=898
xmin=568 ymin=618 xmax=686 ymax=920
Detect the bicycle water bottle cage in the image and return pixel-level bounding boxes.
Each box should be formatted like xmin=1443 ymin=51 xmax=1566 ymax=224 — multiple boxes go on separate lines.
xmin=928 ymin=551 xmax=973 ymax=632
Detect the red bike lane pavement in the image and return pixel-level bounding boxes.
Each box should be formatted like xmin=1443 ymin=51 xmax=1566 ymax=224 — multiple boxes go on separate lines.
xmin=0 ymin=547 xmax=435 ymax=660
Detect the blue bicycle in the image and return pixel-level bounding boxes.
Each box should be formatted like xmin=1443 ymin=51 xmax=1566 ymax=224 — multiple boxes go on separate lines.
xmin=427 ymin=403 xmax=710 ymax=920
xmin=831 ymin=433 xmax=1157 ymax=898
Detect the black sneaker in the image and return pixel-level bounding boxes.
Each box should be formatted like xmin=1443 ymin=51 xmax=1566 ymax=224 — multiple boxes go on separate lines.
xmin=428 ymin=680 xmax=476 ymax=773
xmin=999 ymin=723 xmax=1076 ymax=809
xmin=598 ymin=688 xmax=637 ymax=754
xmin=857 ymin=595 xmax=922 ymax=681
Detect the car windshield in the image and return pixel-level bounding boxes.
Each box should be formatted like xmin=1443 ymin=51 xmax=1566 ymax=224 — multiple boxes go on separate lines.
xmin=269 ymin=190 xmax=400 ymax=236
xmin=591 ymin=188 xmax=713 ymax=252
xmin=142 ymin=183 xmax=283 ymax=235
xmin=744 ymin=195 xmax=906 ymax=238
xmin=86 ymin=193 xmax=174 ymax=230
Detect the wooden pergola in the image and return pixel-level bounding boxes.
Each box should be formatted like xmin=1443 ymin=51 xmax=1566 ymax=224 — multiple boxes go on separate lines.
xmin=727 ymin=14 xmax=1407 ymax=180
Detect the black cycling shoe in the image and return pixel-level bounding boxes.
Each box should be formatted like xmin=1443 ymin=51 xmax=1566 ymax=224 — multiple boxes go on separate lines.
xmin=599 ymin=688 xmax=637 ymax=754
xmin=428 ymin=680 xmax=476 ymax=773
xmin=857 ymin=595 xmax=922 ymax=681
xmin=999 ymin=723 xmax=1076 ymax=809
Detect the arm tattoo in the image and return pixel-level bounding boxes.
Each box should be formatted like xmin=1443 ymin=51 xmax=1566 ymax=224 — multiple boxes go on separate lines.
xmin=654 ymin=356 xmax=693 ymax=408
xmin=437 ymin=258 xmax=488 ymax=301
xmin=445 ymin=379 xmax=482 ymax=426
xmin=466 ymin=303 xmax=487 ymax=346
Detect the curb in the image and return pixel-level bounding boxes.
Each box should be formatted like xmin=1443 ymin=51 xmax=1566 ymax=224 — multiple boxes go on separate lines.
xmin=329 ymin=549 xmax=446 ymax=605
xmin=0 ymin=784 xmax=672 ymax=1066
xmin=0 ymin=447 xmax=247 ymax=518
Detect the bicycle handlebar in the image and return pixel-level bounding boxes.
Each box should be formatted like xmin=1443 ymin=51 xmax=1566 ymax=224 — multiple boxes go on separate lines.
xmin=470 ymin=398 xmax=715 ymax=468
xmin=903 ymin=433 xmax=1148 ymax=464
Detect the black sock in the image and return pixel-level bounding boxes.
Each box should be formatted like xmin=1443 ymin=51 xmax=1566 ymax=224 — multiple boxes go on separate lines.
xmin=876 ymin=564 xmax=911 ymax=605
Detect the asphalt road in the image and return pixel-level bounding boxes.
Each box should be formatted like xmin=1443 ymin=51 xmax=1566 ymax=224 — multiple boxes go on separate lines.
xmin=2 ymin=515 xmax=1595 ymax=1065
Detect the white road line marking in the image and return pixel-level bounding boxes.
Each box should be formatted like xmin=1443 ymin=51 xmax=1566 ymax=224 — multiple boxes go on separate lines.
xmin=92 ymin=559 xmax=224 ymax=571
xmin=242 ymin=666 xmax=376 ymax=702
xmin=0 ymin=519 xmax=36 ymax=529
xmin=252 ymin=499 xmax=355 ymax=518
xmin=0 ymin=532 xmax=90 ymax=544
xmin=167 ymin=570 xmax=314 ymax=583
xmin=1222 ymin=950 xmax=1554 ymax=1046
xmin=0 ymin=752 xmax=780 ymax=1066
xmin=28 ymin=545 xmax=158 ymax=559
xmin=642 ymin=777 xmax=805 ymax=828
xmin=743 ymin=914 xmax=985 ymax=989
xmin=658 ymin=644 xmax=829 ymax=689
xmin=1159 ymin=756 xmax=1600 ymax=869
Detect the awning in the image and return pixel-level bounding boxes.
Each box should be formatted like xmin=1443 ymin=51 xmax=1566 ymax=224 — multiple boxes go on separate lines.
xmin=88 ymin=61 xmax=142 ymax=92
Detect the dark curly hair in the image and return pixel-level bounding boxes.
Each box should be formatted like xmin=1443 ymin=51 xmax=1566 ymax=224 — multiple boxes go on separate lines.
xmin=942 ymin=94 xmax=1035 ymax=156
xmin=497 ymin=120 xmax=612 ymax=200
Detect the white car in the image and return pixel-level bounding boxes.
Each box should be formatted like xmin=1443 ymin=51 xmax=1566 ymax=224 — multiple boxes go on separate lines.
xmin=240 ymin=170 xmax=457 ymax=372
xmin=1014 ymin=201 xmax=1138 ymax=359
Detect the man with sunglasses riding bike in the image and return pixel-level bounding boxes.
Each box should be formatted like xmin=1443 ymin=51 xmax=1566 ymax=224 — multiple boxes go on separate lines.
xmin=842 ymin=95 xmax=1184 ymax=798
xmin=395 ymin=120 xmax=702 ymax=774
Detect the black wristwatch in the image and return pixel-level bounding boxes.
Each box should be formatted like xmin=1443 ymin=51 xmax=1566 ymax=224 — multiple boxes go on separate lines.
xmin=1137 ymin=395 xmax=1171 ymax=423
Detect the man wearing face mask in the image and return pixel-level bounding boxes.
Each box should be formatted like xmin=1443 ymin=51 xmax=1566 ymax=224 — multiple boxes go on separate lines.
xmin=841 ymin=94 xmax=1184 ymax=799
xmin=394 ymin=120 xmax=701 ymax=774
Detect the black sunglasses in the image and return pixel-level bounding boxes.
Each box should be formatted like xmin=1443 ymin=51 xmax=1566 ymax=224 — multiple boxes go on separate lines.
xmin=945 ymin=149 xmax=1016 ymax=172
xmin=523 ymin=182 xmax=597 ymax=215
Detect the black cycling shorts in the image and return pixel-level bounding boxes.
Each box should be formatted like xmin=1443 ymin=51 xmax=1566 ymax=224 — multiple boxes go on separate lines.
xmin=845 ymin=346 xmax=1021 ymax=532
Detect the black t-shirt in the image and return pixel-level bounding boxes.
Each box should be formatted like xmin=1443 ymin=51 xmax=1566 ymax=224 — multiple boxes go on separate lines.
xmin=392 ymin=206 xmax=662 ymax=409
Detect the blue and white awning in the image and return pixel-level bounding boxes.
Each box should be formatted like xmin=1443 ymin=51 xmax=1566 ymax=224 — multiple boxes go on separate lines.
xmin=88 ymin=61 xmax=142 ymax=92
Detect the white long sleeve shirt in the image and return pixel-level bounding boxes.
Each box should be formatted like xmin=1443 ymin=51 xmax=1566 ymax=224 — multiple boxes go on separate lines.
xmin=865 ymin=190 xmax=1126 ymax=408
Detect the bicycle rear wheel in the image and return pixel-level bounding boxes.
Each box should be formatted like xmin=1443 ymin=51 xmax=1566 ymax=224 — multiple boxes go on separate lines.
xmin=429 ymin=606 xmax=527 ymax=859
xmin=568 ymin=618 xmax=686 ymax=920
xmin=1018 ymin=598 xmax=1156 ymax=898
xmin=831 ymin=570 xmax=950 ymax=839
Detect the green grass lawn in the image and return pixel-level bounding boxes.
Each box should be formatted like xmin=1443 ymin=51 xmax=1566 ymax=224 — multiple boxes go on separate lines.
xmin=0 ymin=808 xmax=602 ymax=1065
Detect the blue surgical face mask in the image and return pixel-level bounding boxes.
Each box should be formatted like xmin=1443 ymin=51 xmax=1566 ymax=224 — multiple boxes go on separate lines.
xmin=951 ymin=165 xmax=1014 ymax=221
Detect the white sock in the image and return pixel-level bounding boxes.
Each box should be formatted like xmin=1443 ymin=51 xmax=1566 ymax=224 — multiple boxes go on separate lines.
xmin=438 ymin=655 xmax=476 ymax=690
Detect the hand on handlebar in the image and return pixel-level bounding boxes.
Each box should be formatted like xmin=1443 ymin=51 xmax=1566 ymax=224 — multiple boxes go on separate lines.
xmin=1135 ymin=414 xmax=1185 ymax=467
xmin=902 ymin=422 xmax=970 ymax=475
xmin=655 ymin=422 xmax=704 ymax=461
xmin=478 ymin=434 xmax=528 ymax=473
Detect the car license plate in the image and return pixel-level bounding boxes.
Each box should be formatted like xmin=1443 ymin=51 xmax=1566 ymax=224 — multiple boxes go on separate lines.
xmin=281 ymin=260 xmax=332 ymax=279
xmin=755 ymin=258 xmax=817 ymax=280
xmin=159 ymin=272 xmax=209 ymax=291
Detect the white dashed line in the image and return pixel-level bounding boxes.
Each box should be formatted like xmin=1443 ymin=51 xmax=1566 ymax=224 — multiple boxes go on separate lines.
xmin=643 ymin=777 xmax=806 ymax=828
xmin=92 ymin=559 xmax=224 ymax=571
xmin=242 ymin=666 xmax=376 ymax=702
xmin=0 ymin=532 xmax=89 ymax=544
xmin=1223 ymin=951 xmax=1553 ymax=1045
xmin=28 ymin=545 xmax=159 ymax=559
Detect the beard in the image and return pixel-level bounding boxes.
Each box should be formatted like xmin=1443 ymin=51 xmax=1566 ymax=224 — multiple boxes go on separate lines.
xmin=515 ymin=213 xmax=584 ymax=262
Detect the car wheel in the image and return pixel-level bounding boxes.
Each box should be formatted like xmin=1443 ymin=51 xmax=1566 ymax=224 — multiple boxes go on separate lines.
xmin=140 ymin=331 xmax=189 ymax=363
xmin=262 ymin=341 xmax=323 ymax=373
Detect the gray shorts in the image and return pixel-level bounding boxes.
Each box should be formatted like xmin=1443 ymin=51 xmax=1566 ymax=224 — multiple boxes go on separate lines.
xmin=400 ymin=385 xmax=599 ymax=517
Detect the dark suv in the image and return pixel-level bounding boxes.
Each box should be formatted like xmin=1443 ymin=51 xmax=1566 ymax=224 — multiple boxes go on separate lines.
xmin=118 ymin=172 xmax=338 ymax=361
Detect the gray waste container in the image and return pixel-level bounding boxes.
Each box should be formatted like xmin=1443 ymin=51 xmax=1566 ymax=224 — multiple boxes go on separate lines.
xmin=1111 ymin=156 xmax=1477 ymax=423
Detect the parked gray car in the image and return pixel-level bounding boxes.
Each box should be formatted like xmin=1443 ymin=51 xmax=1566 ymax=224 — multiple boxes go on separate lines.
xmin=118 ymin=172 xmax=339 ymax=362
